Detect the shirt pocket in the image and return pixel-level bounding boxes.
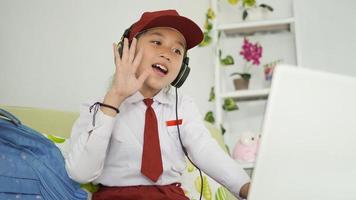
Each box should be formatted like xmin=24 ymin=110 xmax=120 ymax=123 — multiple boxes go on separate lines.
xmin=166 ymin=125 xmax=183 ymax=142
xmin=107 ymin=131 xmax=135 ymax=168
xmin=166 ymin=125 xmax=187 ymax=174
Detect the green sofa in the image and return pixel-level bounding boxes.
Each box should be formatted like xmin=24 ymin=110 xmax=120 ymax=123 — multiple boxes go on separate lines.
xmin=0 ymin=105 xmax=237 ymax=200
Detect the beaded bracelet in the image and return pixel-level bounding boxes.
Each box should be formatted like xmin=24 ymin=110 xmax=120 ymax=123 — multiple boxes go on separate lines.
xmin=90 ymin=102 xmax=119 ymax=114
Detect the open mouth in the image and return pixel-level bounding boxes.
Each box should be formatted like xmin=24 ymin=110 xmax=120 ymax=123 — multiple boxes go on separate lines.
xmin=152 ymin=63 xmax=168 ymax=76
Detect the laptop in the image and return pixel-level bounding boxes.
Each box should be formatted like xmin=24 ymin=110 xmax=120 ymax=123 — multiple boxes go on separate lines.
xmin=248 ymin=65 xmax=356 ymax=200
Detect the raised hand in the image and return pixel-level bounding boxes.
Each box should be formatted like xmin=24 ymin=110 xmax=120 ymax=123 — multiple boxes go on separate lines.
xmin=112 ymin=38 xmax=150 ymax=99
xmin=102 ymin=38 xmax=150 ymax=116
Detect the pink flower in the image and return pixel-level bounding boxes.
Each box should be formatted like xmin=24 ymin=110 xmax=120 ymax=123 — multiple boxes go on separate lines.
xmin=239 ymin=38 xmax=263 ymax=66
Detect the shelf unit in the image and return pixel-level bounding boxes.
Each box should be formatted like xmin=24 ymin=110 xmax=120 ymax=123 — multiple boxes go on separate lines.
xmin=217 ymin=17 xmax=295 ymax=35
xmin=211 ymin=1 xmax=298 ymax=169
xmin=221 ymin=88 xmax=270 ymax=101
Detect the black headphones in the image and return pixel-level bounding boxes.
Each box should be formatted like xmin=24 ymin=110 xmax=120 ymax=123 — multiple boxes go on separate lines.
xmin=117 ymin=26 xmax=190 ymax=88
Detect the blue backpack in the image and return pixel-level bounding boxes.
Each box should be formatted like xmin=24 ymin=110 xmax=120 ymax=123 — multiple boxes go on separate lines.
xmin=0 ymin=108 xmax=87 ymax=200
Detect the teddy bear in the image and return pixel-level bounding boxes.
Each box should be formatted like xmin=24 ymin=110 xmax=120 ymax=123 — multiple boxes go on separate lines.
xmin=232 ymin=131 xmax=261 ymax=163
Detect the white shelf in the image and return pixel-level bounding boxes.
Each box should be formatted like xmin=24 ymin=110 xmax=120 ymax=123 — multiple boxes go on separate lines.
xmin=221 ymin=88 xmax=270 ymax=101
xmin=212 ymin=0 xmax=298 ymax=171
xmin=216 ymin=17 xmax=295 ymax=35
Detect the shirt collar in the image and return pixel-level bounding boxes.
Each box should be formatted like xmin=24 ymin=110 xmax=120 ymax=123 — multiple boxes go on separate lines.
xmin=154 ymin=89 xmax=174 ymax=105
xmin=125 ymin=89 xmax=174 ymax=105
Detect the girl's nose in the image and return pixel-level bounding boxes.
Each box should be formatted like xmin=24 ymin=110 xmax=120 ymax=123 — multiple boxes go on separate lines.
xmin=159 ymin=54 xmax=171 ymax=62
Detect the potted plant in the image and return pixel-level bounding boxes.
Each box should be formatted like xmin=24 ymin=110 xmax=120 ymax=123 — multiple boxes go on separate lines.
xmin=231 ymin=37 xmax=263 ymax=90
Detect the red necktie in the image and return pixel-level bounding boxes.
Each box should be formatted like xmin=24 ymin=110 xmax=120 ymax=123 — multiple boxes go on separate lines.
xmin=141 ymin=98 xmax=163 ymax=182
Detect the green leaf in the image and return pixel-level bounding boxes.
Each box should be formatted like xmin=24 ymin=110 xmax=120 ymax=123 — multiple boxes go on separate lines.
xmin=243 ymin=0 xmax=256 ymax=7
xmin=80 ymin=183 xmax=99 ymax=193
xmin=47 ymin=134 xmax=66 ymax=144
xmin=222 ymin=98 xmax=239 ymax=111
xmin=241 ymin=73 xmax=251 ymax=79
xmin=194 ymin=176 xmax=212 ymax=200
xmin=199 ymin=32 xmax=212 ymax=47
xmin=209 ymin=86 xmax=215 ymax=102
xmin=260 ymin=4 xmax=274 ymax=12
xmin=187 ymin=160 xmax=196 ymax=172
xmin=215 ymin=186 xmax=228 ymax=200
xmin=204 ymin=19 xmax=213 ymax=31
xmin=230 ymin=72 xmax=251 ymax=80
xmin=242 ymin=9 xmax=248 ymax=20
xmin=204 ymin=111 xmax=215 ymax=124
xmin=220 ymin=124 xmax=226 ymax=135
xmin=220 ymin=55 xmax=234 ymax=65
xmin=228 ymin=0 xmax=239 ymax=5
xmin=207 ymin=8 xmax=215 ymax=19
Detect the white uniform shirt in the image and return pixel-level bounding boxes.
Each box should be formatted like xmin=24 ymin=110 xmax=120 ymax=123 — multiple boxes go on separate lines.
xmin=65 ymin=90 xmax=250 ymax=198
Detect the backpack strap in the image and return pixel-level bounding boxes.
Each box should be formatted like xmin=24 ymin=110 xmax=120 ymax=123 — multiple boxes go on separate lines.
xmin=0 ymin=108 xmax=21 ymax=126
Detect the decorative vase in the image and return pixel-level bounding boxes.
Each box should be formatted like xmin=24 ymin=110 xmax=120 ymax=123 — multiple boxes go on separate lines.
xmin=231 ymin=73 xmax=251 ymax=90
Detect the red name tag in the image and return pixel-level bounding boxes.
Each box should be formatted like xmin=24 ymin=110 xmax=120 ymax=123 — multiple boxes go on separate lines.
xmin=166 ymin=119 xmax=183 ymax=126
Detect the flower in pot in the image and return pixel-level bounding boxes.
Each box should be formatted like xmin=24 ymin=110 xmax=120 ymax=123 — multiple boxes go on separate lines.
xmin=231 ymin=38 xmax=263 ymax=90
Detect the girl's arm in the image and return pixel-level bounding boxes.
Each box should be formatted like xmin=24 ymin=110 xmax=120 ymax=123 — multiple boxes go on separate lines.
xmin=180 ymin=96 xmax=251 ymax=199
xmin=65 ymin=100 xmax=116 ymax=183
xmin=65 ymin=38 xmax=149 ymax=183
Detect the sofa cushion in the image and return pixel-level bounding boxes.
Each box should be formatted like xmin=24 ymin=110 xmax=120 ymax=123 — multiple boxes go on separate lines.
xmin=0 ymin=106 xmax=237 ymax=199
xmin=0 ymin=106 xmax=78 ymax=138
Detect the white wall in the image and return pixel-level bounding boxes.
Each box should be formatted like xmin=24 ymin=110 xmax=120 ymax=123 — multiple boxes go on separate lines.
xmin=2 ymin=0 xmax=355 ymax=150
xmin=0 ymin=0 xmax=213 ymax=113
xmin=294 ymin=0 xmax=356 ymax=77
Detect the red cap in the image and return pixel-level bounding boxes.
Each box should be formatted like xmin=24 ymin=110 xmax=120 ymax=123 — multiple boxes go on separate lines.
xmin=128 ymin=10 xmax=203 ymax=50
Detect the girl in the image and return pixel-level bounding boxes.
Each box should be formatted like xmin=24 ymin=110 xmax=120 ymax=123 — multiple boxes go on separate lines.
xmin=65 ymin=9 xmax=250 ymax=200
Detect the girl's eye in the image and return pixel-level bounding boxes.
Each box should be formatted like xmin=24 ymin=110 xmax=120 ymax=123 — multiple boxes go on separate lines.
xmin=174 ymin=48 xmax=182 ymax=55
xmin=151 ymin=40 xmax=161 ymax=45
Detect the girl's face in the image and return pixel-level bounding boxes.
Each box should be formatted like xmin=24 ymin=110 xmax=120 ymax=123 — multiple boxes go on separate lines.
xmin=135 ymin=27 xmax=186 ymax=95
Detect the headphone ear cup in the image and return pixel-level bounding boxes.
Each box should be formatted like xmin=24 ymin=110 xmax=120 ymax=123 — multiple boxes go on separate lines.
xmin=171 ymin=58 xmax=190 ymax=88
xmin=176 ymin=65 xmax=190 ymax=88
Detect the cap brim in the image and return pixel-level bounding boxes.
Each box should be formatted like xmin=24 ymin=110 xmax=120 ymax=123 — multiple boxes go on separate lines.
xmin=141 ymin=15 xmax=203 ymax=50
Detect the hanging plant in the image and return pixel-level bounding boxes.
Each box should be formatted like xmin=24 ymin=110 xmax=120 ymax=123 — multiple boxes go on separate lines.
xmin=228 ymin=0 xmax=239 ymax=5
xmin=204 ymin=89 xmax=229 ymax=135
xmin=222 ymin=98 xmax=239 ymax=111
xmin=204 ymin=111 xmax=215 ymax=124
xmin=209 ymin=86 xmax=215 ymax=102
xmin=227 ymin=0 xmax=274 ymax=21
xmin=220 ymin=124 xmax=226 ymax=135
xmin=219 ymin=50 xmax=235 ymax=66
xmin=199 ymin=8 xmax=215 ymax=47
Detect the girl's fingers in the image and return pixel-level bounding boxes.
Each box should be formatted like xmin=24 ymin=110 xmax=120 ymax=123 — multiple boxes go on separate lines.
xmin=128 ymin=38 xmax=137 ymax=63
xmin=131 ymin=49 xmax=143 ymax=73
xmin=121 ymin=38 xmax=129 ymax=62
xmin=113 ymin=43 xmax=121 ymax=65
